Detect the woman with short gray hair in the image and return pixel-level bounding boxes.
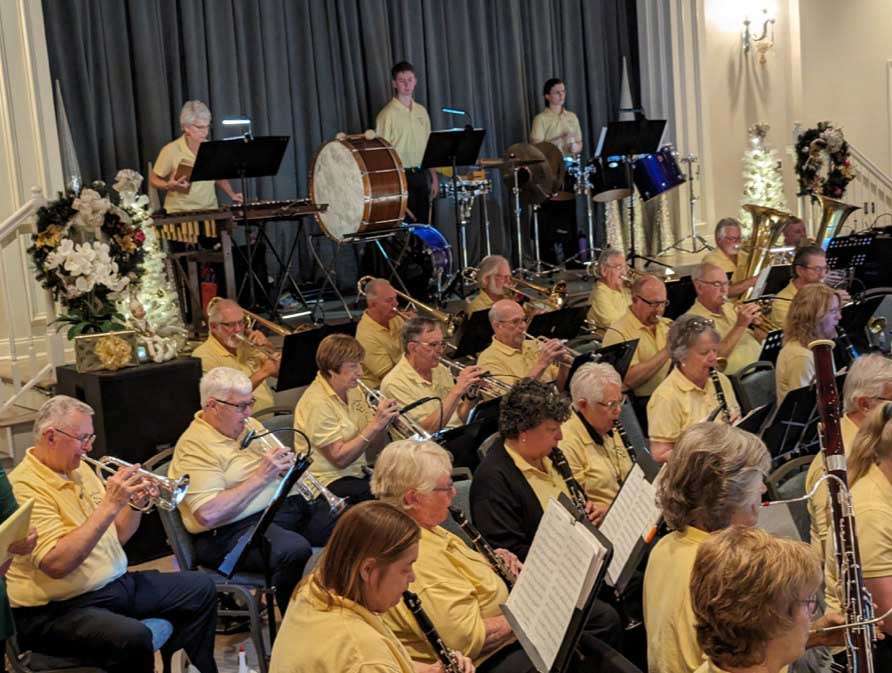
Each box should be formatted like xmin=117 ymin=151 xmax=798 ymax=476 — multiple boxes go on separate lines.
xmin=586 ymin=248 xmax=631 ymax=332
xmin=149 ymin=100 xmax=243 ymax=212
xmin=646 ymin=315 xmax=740 ymax=463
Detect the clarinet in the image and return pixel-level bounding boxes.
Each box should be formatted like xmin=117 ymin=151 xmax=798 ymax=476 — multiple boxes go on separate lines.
xmin=810 ymin=339 xmax=876 ymax=673
xmin=709 ymin=367 xmax=731 ymax=424
xmin=612 ymin=419 xmax=638 ymax=465
xmin=549 ymin=447 xmax=588 ymax=516
xmin=402 ymin=591 xmax=462 ymax=673
xmin=448 ymin=506 xmax=515 ymax=588
xmin=836 ymin=327 xmax=859 ymax=367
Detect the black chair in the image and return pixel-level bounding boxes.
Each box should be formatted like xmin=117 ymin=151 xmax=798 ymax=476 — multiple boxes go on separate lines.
xmin=731 ymin=361 xmax=776 ymax=416
xmin=477 ymin=432 xmax=501 ymax=461
xmin=145 ymin=449 xmax=271 ymax=673
xmin=766 ymin=454 xmax=815 ymax=541
xmin=440 ymin=468 xmax=473 ymax=545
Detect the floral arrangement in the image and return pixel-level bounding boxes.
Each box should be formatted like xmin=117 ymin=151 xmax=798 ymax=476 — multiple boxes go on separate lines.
xmin=29 ymin=172 xmax=147 ymax=338
xmin=794 ymin=121 xmax=854 ymax=198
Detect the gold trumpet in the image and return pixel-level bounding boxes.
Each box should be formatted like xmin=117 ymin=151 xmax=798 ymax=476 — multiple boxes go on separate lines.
xmin=356 ymin=276 xmax=462 ymax=337
xmin=82 ymin=455 xmax=189 ymax=513
xmin=356 ymin=380 xmax=433 ymax=441
xmin=523 ymin=331 xmax=580 ymax=363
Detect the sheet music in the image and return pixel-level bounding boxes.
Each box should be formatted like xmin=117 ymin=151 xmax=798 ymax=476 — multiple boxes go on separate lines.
xmin=599 ymin=464 xmax=660 ymax=586
xmin=505 ymin=499 xmax=607 ymax=671
xmin=752 ymin=266 xmax=772 ymax=298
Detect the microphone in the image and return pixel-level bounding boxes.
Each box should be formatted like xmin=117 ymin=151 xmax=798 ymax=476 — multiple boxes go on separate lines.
xmin=240 ymin=428 xmax=257 ymax=449
xmin=400 ymin=396 xmax=440 ymax=415
xmin=240 ymin=426 xmax=312 ymax=454
xmin=441 ymin=106 xmax=473 ymax=128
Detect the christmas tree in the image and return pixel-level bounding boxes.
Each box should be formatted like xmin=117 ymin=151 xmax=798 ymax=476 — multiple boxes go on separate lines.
xmin=739 ymin=123 xmax=787 ymax=234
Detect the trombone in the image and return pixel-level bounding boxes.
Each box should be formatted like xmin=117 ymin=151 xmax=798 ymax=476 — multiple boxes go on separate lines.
xmin=82 ymin=455 xmax=189 ymax=513
xmin=462 ymin=267 xmax=567 ymax=310
xmin=357 ymin=275 xmax=462 ymax=337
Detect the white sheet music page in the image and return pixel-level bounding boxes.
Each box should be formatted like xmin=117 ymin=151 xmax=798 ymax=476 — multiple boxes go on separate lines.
xmin=599 ymin=464 xmax=660 ymax=586
xmin=505 ymin=498 xmax=607 ymax=670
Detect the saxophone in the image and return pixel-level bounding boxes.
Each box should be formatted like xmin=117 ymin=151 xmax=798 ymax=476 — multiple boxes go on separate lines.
xmin=549 ymin=447 xmax=588 ymax=516
xmin=402 ymin=591 xmax=462 ymax=673
xmin=448 ymin=506 xmax=515 ymax=588
xmin=709 ymin=367 xmax=731 ymax=424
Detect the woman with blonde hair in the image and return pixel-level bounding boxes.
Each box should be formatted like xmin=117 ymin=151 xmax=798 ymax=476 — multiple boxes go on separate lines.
xmin=775 ymin=284 xmax=841 ymax=401
xmin=690 ymin=526 xmax=823 ymax=673
xmin=268 ymin=500 xmax=474 ymax=673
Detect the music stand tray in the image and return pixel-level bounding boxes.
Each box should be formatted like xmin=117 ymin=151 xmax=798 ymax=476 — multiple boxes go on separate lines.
xmin=275 ymin=321 xmax=358 ymax=392
xmin=421 ymin=128 xmax=486 ymax=170
xmin=452 ymin=309 xmax=495 ymax=359
xmin=526 ymin=307 xmax=588 ymax=341
xmin=758 ymin=330 xmax=785 ymax=365
xmin=763 ymin=265 xmax=791 ymax=296
xmin=190 ymin=136 xmax=290 ymax=183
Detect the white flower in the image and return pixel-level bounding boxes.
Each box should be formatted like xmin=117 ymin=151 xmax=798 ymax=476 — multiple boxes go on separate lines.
xmin=113 ymin=169 xmax=143 ymax=198
xmin=63 ymin=242 xmax=97 ymax=277
xmin=44 ymin=238 xmax=74 ymax=270
xmin=74 ymin=275 xmax=95 ymax=294
xmin=71 ymin=189 xmax=111 ymax=237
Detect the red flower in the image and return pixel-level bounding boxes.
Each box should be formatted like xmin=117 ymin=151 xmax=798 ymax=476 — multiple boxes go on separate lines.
xmin=134 ymin=230 xmax=146 ymax=245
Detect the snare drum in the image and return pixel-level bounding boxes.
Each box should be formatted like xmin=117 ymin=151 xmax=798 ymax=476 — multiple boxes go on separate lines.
xmin=632 ymin=145 xmax=686 ymax=201
xmin=309 ymin=133 xmax=407 ymax=241
xmin=439 ymin=175 xmax=493 ymax=201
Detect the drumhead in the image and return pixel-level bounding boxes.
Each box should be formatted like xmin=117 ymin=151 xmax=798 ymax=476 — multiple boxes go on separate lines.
xmin=310 ymin=141 xmax=365 ymax=241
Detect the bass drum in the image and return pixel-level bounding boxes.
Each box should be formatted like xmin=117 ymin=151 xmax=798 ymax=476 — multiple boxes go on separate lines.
xmin=309 ymin=132 xmax=407 ymax=241
xmin=396 ymin=225 xmax=453 ymax=303
xmin=632 ymin=145 xmax=686 ymax=201
xmin=590 ymin=155 xmax=632 ymax=203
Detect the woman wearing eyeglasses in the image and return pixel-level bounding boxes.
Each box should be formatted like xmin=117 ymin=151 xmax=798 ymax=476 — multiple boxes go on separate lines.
xmin=646 ymin=315 xmax=740 ymax=464
xmin=690 ymin=526 xmax=823 ymax=673
xmin=775 ymin=283 xmax=842 ymax=401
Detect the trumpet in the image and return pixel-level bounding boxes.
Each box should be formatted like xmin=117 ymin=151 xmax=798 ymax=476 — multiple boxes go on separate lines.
xmin=82 ymin=455 xmax=190 ymax=513
xmin=357 ymin=275 xmax=462 ymax=337
xmin=523 ymin=331 xmax=580 ymax=363
xmin=437 ymin=357 xmax=513 ymax=400
xmin=356 ymin=380 xmax=433 ymax=441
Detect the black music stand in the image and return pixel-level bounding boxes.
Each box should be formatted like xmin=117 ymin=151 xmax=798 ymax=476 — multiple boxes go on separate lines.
xmin=564 ymin=340 xmax=639 ymax=392
xmin=436 ymin=412 xmax=499 ymax=471
xmin=274 ymin=321 xmax=358 ymax=392
xmin=596 ymin=120 xmax=671 ymax=271
xmin=191 ymin=136 xmax=295 ymax=315
xmin=761 ymin=384 xmax=821 ymax=463
xmin=452 ymin=309 xmax=495 ymax=358
xmin=422 ymin=127 xmax=486 ymax=299
xmin=764 ymin=265 xmax=792 ymax=296
xmin=526 ymin=306 xmax=588 ymax=341
xmin=664 ymin=275 xmax=697 ymax=320
xmin=758 ymin=329 xmax=785 ymax=365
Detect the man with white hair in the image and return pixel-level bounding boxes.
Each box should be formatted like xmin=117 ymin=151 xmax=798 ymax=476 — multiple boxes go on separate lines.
xmin=805 ymin=353 xmax=892 ymax=560
xmin=686 ymin=262 xmax=763 ymax=375
xmin=702 ymin=218 xmax=757 ymax=298
xmin=586 ymin=248 xmax=632 ymax=332
xmin=7 ymin=395 xmax=218 ymax=673
xmin=192 ymin=297 xmax=278 ymax=411
xmin=466 ymin=254 xmax=512 ymax=314
xmin=558 ymin=363 xmax=633 ymax=520
xmin=149 ymin=100 xmax=243 ymax=212
xmin=355 ymin=278 xmax=406 ymax=387
xmin=476 ymin=299 xmax=566 ymax=387
xmin=170 ymin=367 xmax=332 ymax=612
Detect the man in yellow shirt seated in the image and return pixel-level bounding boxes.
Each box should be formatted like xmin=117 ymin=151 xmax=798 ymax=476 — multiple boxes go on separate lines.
xmin=191 ymin=298 xmax=278 ymax=412
xmin=586 ymin=248 xmax=632 ymax=333
xmin=476 ymin=299 xmax=566 ymax=387
xmin=466 ymin=255 xmax=512 ymax=314
xmin=355 ymin=278 xmax=406 ymax=387
xmin=169 ymin=367 xmax=332 ymax=612
xmin=601 ymin=274 xmax=672 ymax=408
xmin=765 ymin=245 xmax=829 ymax=333
xmin=686 ymin=262 xmax=763 ymax=375
xmin=702 ymin=218 xmax=757 ymax=298
xmin=8 ymin=396 xmax=218 ymax=673
xmin=380 ymin=317 xmax=484 ymax=434
xmin=559 ymin=363 xmax=633 ymax=519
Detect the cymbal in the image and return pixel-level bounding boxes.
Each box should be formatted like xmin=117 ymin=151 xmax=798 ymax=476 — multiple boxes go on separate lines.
xmin=479 ymin=157 xmax=545 ymax=169
xmin=500 ymin=143 xmax=557 ymax=206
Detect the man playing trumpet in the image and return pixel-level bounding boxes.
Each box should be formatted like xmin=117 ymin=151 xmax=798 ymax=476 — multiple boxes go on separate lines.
xmin=8 ymin=395 xmax=219 ymax=673
xmin=355 ymin=278 xmax=406 ymax=388
xmin=192 ymin=298 xmax=278 ymax=412
xmin=477 ymin=299 xmax=567 ymax=388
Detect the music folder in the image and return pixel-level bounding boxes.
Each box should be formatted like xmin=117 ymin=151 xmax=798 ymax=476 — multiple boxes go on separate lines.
xmin=526 ymin=306 xmax=588 ymax=341
xmin=758 ymin=329 xmax=784 ymax=364
xmin=564 ymin=339 xmax=639 ymax=391
xmin=503 ymin=494 xmax=612 ymax=673
xmin=274 ymin=321 xmax=358 ymax=392
xmin=452 ymin=309 xmax=495 ymax=359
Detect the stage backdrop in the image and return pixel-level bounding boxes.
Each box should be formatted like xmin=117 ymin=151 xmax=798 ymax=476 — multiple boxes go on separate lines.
xmin=43 ymin=0 xmax=639 ymax=290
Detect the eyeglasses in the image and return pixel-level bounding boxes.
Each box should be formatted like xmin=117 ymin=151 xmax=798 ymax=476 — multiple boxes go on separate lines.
xmin=796 ymin=594 xmax=821 ymax=617
xmin=634 ymin=295 xmax=670 ymax=308
xmin=52 ymin=428 xmax=96 ymax=447
xmin=497 ymin=318 xmax=527 ymax=327
xmin=597 ymin=397 xmax=626 ymax=412
xmin=214 ymin=320 xmax=244 ymax=330
xmin=412 ymin=340 xmax=446 ymax=350
xmin=799 ymin=264 xmax=828 ymax=273
xmin=697 ymin=279 xmax=730 ymax=289
xmin=213 ymin=397 xmax=256 ymax=413
xmin=721 ymin=236 xmax=742 ymax=243
xmin=431 ymin=480 xmax=455 ymax=493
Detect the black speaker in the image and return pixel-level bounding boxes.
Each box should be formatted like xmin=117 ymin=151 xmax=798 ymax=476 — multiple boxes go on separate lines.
xmin=55 ymin=357 xmax=203 ymax=563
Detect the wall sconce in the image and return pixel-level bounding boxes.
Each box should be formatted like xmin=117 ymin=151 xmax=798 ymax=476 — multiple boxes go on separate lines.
xmin=742 ymin=8 xmax=775 ymax=64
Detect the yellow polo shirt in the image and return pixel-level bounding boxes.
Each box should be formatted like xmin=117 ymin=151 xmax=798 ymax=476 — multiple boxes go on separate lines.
xmin=686 ymin=300 xmax=762 ymax=376
xmin=530 ymin=108 xmax=583 ymax=156
xmin=270 ymin=578 xmax=416 ymax=673
xmin=383 ymin=525 xmax=509 ymax=664
xmin=693 ymin=662 xmax=732 ymax=673
xmin=647 ymin=367 xmax=740 ymax=444
xmin=558 ymin=411 xmax=631 ymax=507
xmin=504 ymin=444 xmax=569 ymax=512
xmin=805 ymin=414 xmax=859 ymax=560
xmin=586 ymin=283 xmax=632 ymax=331
xmin=644 ymin=525 xmax=711 ymax=673
xmin=775 ymin=339 xmax=814 ymax=401
xmin=380 ymin=356 xmax=460 ymax=430
xmin=476 ymin=338 xmax=558 ymax=385
xmin=191 ymin=334 xmax=275 ymax=411
xmin=152 ymin=135 xmax=218 ymax=212
xmin=375 ymin=98 xmax=431 ymax=169
xmin=466 ymin=292 xmax=496 ymax=315
xmin=170 ymin=413 xmax=277 ymax=534
xmin=294 ymin=374 xmax=372 ymax=486
xmin=825 ymin=463 xmax=892 ymax=614
xmin=601 ymin=311 xmax=673 ymax=397
xmin=702 ymin=248 xmax=739 ymax=277
xmin=767 ymin=280 xmax=798 ymax=333
xmin=356 ymin=312 xmax=406 ymax=388
xmin=6 ymin=449 xmax=128 ymax=607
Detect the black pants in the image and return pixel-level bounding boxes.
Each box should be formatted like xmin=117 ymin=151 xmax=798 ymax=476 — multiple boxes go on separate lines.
xmin=12 ymin=570 xmax=218 ymax=673
xmin=328 ymin=475 xmax=374 ymax=504
xmin=406 ymin=168 xmax=432 ymax=225
xmin=194 ymin=494 xmax=335 ymax=612
xmin=537 ymin=198 xmax=579 ymax=266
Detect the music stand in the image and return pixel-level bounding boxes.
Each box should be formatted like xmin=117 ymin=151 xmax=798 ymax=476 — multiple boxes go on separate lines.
xmin=760 ymin=385 xmax=819 ymax=463
xmin=763 ymin=265 xmax=791 ymax=296
xmin=452 ymin=309 xmax=496 ymax=358
xmin=435 ymin=416 xmax=497 ymax=471
xmin=664 ymin=275 xmax=697 ymax=320
xmin=422 ymin=127 xmax=487 ymax=299
xmin=758 ymin=330 xmax=785 ymax=365
xmin=191 ymin=136 xmax=291 ymax=313
xmin=275 ymin=321 xmax=358 ymax=392
xmin=526 ymin=306 xmax=588 ymax=341
xmin=565 ymin=340 xmax=639 ymax=391
xmin=596 ymin=120 xmax=671 ymax=271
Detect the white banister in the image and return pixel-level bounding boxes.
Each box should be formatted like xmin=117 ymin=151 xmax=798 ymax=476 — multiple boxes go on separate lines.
xmin=845 ymin=146 xmax=892 ymax=229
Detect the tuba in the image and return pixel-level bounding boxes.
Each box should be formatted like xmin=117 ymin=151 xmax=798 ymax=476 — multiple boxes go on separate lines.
xmin=812 ymin=194 xmax=860 ymax=250
xmin=740 ymin=204 xmax=799 ymax=301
